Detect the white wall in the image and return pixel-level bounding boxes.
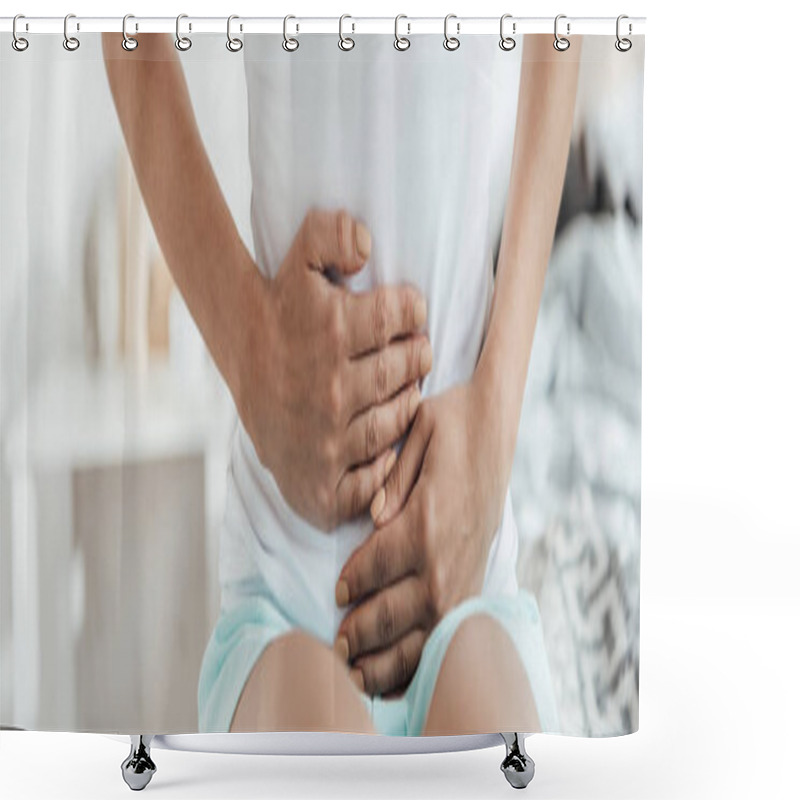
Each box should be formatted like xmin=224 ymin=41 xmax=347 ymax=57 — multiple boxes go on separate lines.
xmin=0 ymin=33 xmax=252 ymax=726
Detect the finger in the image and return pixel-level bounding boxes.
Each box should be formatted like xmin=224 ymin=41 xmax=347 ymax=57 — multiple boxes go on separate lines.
xmin=345 ymin=383 xmax=420 ymax=467
xmin=335 ymin=448 xmax=397 ymax=524
xmin=336 ymin=510 xmax=421 ymax=608
xmin=293 ymin=208 xmax=371 ymax=276
xmin=372 ymin=403 xmax=433 ymax=526
xmin=335 ymin=576 xmax=431 ymax=662
xmin=345 ymin=334 xmax=432 ymax=417
xmin=351 ymin=628 xmax=427 ymax=698
xmin=343 ymin=284 xmax=428 ymax=356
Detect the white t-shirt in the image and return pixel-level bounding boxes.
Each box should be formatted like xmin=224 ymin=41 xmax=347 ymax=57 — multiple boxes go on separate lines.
xmin=220 ymin=35 xmax=523 ymax=644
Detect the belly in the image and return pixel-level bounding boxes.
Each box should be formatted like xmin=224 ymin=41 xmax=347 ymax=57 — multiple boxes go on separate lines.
xmin=224 ymin=34 xmax=522 ymax=624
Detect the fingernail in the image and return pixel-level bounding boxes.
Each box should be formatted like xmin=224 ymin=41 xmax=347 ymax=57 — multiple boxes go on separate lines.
xmin=350 ymin=668 xmax=365 ymax=693
xmin=335 ymin=579 xmax=350 ymax=607
xmin=355 ymin=222 xmax=371 ymax=260
xmin=409 ymin=387 xmax=421 ymax=417
xmin=334 ymin=636 xmax=349 ymax=663
xmin=413 ymin=296 xmax=427 ymax=328
xmin=420 ymin=341 xmax=433 ymax=375
xmin=384 ymin=450 xmax=397 ymax=479
xmin=370 ymin=488 xmax=386 ymax=522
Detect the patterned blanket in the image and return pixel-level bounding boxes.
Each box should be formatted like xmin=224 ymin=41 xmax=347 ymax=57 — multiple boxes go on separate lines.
xmin=511 ymin=212 xmax=641 ymax=736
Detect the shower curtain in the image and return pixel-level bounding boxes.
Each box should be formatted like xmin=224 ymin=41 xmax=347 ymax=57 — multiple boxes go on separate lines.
xmin=0 ymin=23 xmax=644 ymax=740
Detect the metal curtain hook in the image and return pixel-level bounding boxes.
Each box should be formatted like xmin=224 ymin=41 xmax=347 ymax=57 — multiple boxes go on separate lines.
xmin=443 ymin=14 xmax=460 ymax=51
xmin=283 ymin=15 xmax=299 ymax=52
xmin=226 ymin=14 xmax=243 ymax=52
xmin=122 ymin=14 xmax=138 ymax=51
xmin=554 ymin=14 xmax=570 ymax=51
xmin=63 ymin=13 xmax=80 ymax=51
xmin=499 ymin=14 xmax=516 ymax=51
xmin=615 ymin=14 xmax=632 ymax=52
xmin=394 ymin=14 xmax=410 ymax=51
xmin=339 ymin=14 xmax=355 ymax=51
xmin=175 ymin=14 xmax=192 ymax=51
xmin=12 ymin=14 xmax=29 ymax=52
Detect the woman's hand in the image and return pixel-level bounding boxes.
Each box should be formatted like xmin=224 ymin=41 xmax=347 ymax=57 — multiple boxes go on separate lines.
xmin=103 ymin=39 xmax=432 ymax=532
xmin=333 ymin=370 xmax=511 ymax=696
xmin=331 ymin=34 xmax=582 ymax=696
xmin=234 ymin=209 xmax=432 ymax=532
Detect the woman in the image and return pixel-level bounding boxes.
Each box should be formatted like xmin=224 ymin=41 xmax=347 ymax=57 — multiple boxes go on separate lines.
xmin=103 ymin=29 xmax=580 ymax=736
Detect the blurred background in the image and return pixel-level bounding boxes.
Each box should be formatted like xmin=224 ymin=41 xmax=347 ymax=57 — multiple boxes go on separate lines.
xmin=0 ymin=35 xmax=642 ymax=735
xmin=1 ymin=36 xmax=250 ymax=733
xmin=512 ymin=36 xmax=643 ymax=735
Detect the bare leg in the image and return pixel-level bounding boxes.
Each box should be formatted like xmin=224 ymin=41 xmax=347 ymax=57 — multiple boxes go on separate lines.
xmin=422 ymin=614 xmax=540 ymax=735
xmin=230 ymin=630 xmax=375 ymax=733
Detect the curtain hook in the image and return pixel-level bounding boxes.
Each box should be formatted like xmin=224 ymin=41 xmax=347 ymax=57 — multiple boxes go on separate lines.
xmin=339 ymin=14 xmax=355 ymax=51
xmin=175 ymin=14 xmax=192 ymax=51
xmin=121 ymin=14 xmax=138 ymax=51
xmin=226 ymin=14 xmax=243 ymax=52
xmin=282 ymin=15 xmax=299 ymax=52
xmin=554 ymin=14 xmax=570 ymax=51
xmin=443 ymin=14 xmax=460 ymax=51
xmin=63 ymin=13 xmax=80 ymax=51
xmin=12 ymin=14 xmax=29 ymax=52
xmin=615 ymin=14 xmax=632 ymax=52
xmin=499 ymin=14 xmax=516 ymax=51
xmin=394 ymin=14 xmax=410 ymax=51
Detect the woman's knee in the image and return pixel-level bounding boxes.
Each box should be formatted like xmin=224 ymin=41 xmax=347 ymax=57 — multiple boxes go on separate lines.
xmin=423 ymin=612 xmax=539 ymax=735
xmin=453 ymin=613 xmax=508 ymax=651
xmin=442 ymin=613 xmax=523 ymax=684
xmin=231 ymin=630 xmax=373 ymax=733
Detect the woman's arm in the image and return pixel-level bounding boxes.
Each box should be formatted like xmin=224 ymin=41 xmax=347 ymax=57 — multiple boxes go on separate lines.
xmin=362 ymin=34 xmax=583 ymax=532
xmin=475 ymin=34 xmax=583 ymax=491
xmin=103 ymin=33 xmax=253 ymax=396
xmin=103 ymin=35 xmax=432 ymax=530
xmin=334 ymin=36 xmax=582 ymax=696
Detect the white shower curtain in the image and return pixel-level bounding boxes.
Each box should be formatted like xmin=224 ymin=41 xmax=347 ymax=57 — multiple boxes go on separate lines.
xmin=1 ymin=24 xmax=643 ymax=739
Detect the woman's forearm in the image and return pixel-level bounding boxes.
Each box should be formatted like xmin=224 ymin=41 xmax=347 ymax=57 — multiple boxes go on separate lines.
xmin=103 ymin=38 xmax=436 ymax=529
xmin=102 ymin=33 xmax=257 ymax=399
xmin=476 ymin=34 xmax=582 ymax=473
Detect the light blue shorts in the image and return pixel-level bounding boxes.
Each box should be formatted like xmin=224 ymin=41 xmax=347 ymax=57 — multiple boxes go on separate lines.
xmin=198 ymin=587 xmax=559 ymax=736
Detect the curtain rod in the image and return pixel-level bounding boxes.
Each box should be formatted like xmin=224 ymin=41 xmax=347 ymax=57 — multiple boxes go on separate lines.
xmin=0 ymin=16 xmax=646 ymax=36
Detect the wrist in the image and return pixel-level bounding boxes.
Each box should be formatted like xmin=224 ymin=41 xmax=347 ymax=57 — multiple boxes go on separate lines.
xmin=473 ymin=347 xmax=520 ymax=481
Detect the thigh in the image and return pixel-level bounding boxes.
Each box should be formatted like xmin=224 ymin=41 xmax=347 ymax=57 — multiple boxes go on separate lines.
xmin=230 ymin=630 xmax=375 ymax=733
xmin=401 ymin=592 xmax=559 ymax=736
xmin=422 ymin=612 xmax=539 ymax=735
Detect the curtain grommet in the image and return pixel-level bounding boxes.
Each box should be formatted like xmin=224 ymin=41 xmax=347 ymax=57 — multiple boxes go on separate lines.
xmin=226 ymin=14 xmax=243 ymax=52
xmin=63 ymin=13 xmax=80 ymax=51
xmin=282 ymin=15 xmax=299 ymax=52
xmin=499 ymin=14 xmax=516 ymax=51
xmin=338 ymin=14 xmax=355 ymax=51
xmin=394 ymin=14 xmax=410 ymax=51
xmin=175 ymin=13 xmax=192 ymax=51
xmin=554 ymin=14 xmax=570 ymax=51
xmin=443 ymin=14 xmax=460 ymax=51
xmin=121 ymin=14 xmax=138 ymax=51
xmin=12 ymin=14 xmax=29 ymax=52
xmin=615 ymin=15 xmax=633 ymax=52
